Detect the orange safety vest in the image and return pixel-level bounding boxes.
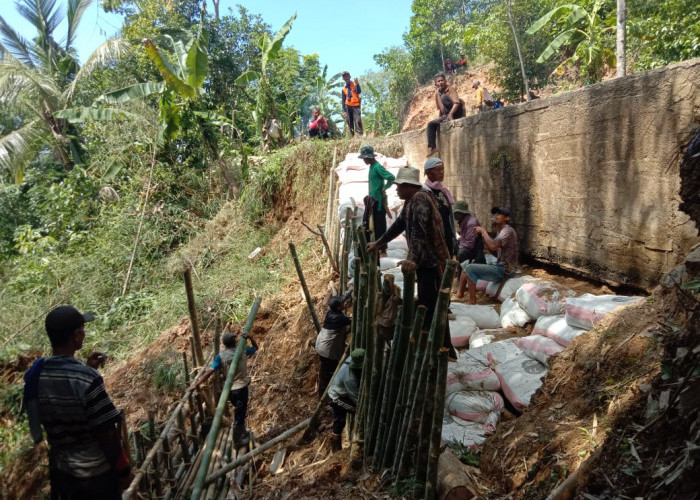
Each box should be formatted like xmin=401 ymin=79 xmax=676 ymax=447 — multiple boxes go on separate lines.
xmin=343 ymin=82 xmax=361 ymax=107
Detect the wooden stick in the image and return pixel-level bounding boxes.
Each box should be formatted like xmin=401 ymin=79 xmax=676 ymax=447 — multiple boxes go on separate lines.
xmin=425 ymin=348 xmax=449 ymax=500
xmin=204 ymin=418 xmax=311 ymax=485
xmin=148 ymin=412 xmax=162 ymax=496
xmin=324 ymin=147 xmax=337 ymax=235
xmin=120 ymin=410 xmax=132 ymax=465
xmin=184 ymin=268 xmax=205 ymax=367
xmin=289 ymin=242 xmax=322 ymax=334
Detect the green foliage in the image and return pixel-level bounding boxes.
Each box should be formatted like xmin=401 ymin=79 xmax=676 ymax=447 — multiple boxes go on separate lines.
xmin=527 ymin=0 xmax=616 ymax=82
xmin=148 ymin=350 xmax=185 ymax=390
xmin=450 ymin=441 xmax=482 ymax=466
xmin=374 ymin=47 xmax=418 ymax=128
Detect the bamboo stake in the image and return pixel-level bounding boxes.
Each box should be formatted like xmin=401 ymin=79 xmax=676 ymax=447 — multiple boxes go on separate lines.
xmin=388 ymin=305 xmax=427 ymax=472
xmin=148 ymin=412 xmax=162 ymax=496
xmin=177 ymin=409 xmax=191 ymax=464
xmin=317 ymin=224 xmax=337 ymax=273
xmin=324 ymin=147 xmax=337 ymax=235
xmin=297 ymin=345 xmax=351 ymax=444
xmin=183 ymin=352 xmax=191 ymax=384
xmin=190 ymin=297 xmax=262 ymax=500
xmin=289 ymin=242 xmax=321 ymax=334
xmin=350 ymin=257 xmax=361 ymax=351
xmin=415 ymin=346 xmax=440 ymax=496
xmin=184 ymin=268 xmax=205 ymax=367
xmin=120 ymin=410 xmax=132 ymax=465
xmin=204 ymin=418 xmax=311 ymax=485
xmin=332 ymin=181 xmax=342 ymax=269
xmin=425 ymin=348 xmax=449 ymax=500
xmin=364 ymin=247 xmax=381 ymax=456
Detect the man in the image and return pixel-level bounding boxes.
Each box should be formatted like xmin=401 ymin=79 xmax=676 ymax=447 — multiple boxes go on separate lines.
xmin=23 ymin=306 xmax=130 ymax=498
xmin=316 ymin=291 xmax=352 ymax=399
xmin=341 ymin=71 xmax=363 ymax=137
xmin=188 ymin=330 xmax=258 ymax=446
xmin=328 ymin=348 xmax=365 ymax=452
xmin=360 ymin=145 xmax=395 ymax=245
xmin=459 ymin=207 xmax=519 ymax=304
xmin=367 ymin=167 xmax=457 ymax=360
xmin=422 ymin=157 xmax=456 ymax=258
xmin=455 ymin=54 xmax=468 ymax=70
xmin=427 ymin=73 xmax=464 ymax=157
xmin=453 ymin=200 xmax=485 ymax=280
xmin=443 ymin=57 xmax=456 ymax=75
xmin=473 ymin=80 xmax=493 ymax=113
xmin=308 ymin=107 xmax=329 ymax=139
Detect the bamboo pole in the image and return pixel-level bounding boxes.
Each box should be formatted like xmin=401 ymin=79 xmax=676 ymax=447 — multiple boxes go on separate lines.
xmin=289 ymin=242 xmax=321 ymax=334
xmin=364 ymin=246 xmax=381 ymax=456
xmin=183 ymin=352 xmax=191 ymax=384
xmin=177 ymin=409 xmax=191 ymax=464
xmin=184 ymin=268 xmax=205 ymax=366
xmin=297 ymin=345 xmax=351 ymax=444
xmin=316 ymin=224 xmax=337 ymax=273
xmin=324 ymin=147 xmax=337 ymax=235
xmin=204 ymin=418 xmax=311 ymax=485
xmin=190 ymin=297 xmax=262 ymax=500
xmin=148 ymin=412 xmax=162 ymax=496
xmin=425 ymin=348 xmax=449 ymax=500
xmin=382 ymin=304 xmax=424 ymax=470
xmin=350 ymin=256 xmax=361 ymax=351
xmin=389 ymin=305 xmax=427 ymax=472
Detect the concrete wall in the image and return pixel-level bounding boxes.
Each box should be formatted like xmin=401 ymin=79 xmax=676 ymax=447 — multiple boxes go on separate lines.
xmin=394 ymin=59 xmax=700 ymax=287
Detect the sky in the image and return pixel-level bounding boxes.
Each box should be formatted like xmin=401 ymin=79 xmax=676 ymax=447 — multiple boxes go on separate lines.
xmin=3 ymin=0 xmax=414 ymax=79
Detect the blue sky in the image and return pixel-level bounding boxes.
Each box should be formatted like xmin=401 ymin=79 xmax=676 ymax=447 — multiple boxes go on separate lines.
xmin=3 ymin=0 xmax=414 ymax=78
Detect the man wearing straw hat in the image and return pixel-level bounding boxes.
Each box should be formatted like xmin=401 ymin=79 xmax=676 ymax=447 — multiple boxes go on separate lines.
xmin=367 ymin=167 xmax=458 ymax=361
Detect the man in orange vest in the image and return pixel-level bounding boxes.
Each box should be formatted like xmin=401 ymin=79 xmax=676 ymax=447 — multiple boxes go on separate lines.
xmin=341 ymin=71 xmax=363 ymax=137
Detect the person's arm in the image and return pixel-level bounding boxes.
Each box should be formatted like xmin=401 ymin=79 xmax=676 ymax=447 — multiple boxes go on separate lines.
xmin=447 ymin=89 xmax=461 ymax=120
xmin=188 ymin=367 xmax=215 ymax=391
xmin=320 ymin=117 xmax=328 ymax=130
xmin=354 ymin=78 xmax=361 ymax=96
xmin=243 ymin=334 xmax=258 ymax=355
xmin=367 ymin=210 xmax=406 ymax=253
xmin=475 ymin=225 xmax=501 ymax=252
xmin=341 ymin=89 xmax=347 ymax=113
xmin=96 ymin=422 xmax=131 ymax=489
xmin=377 ymin=165 xmax=395 ymax=191
xmin=309 ymin=119 xmax=318 ymax=130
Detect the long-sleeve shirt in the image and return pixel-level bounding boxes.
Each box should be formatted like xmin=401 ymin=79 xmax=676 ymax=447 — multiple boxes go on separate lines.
xmin=309 ymin=116 xmax=328 ymax=131
xmin=375 ymin=191 xmax=450 ymax=269
xmin=328 ymin=358 xmax=360 ymax=405
xmin=368 ymin=162 xmax=395 ymax=211
xmin=458 ymin=213 xmax=481 ymax=249
xmin=423 ymin=184 xmax=456 ymax=256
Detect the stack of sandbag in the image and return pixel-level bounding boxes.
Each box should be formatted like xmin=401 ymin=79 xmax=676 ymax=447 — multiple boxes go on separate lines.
xmin=449 ymin=315 xmax=478 ymax=348
xmin=532 ymin=315 xmax=587 ymax=346
xmin=469 ymin=329 xmax=511 ymax=349
xmin=446 ymin=351 xmax=501 ymax=395
xmin=516 ymin=280 xmax=575 ymax=318
xmin=515 ymin=335 xmax=564 ymax=364
xmin=565 ymin=294 xmax=643 ymax=330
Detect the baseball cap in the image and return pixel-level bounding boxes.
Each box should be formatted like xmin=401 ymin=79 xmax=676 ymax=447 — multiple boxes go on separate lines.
xmin=45 ymin=305 xmax=94 ymax=339
xmin=491 ymin=207 xmax=511 ymax=217
xmin=222 ymin=331 xmax=238 ymax=348
xmin=423 ymin=157 xmax=444 ymax=171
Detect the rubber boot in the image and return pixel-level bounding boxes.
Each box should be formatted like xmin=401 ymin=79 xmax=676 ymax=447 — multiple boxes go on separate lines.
xmin=330 ymin=433 xmax=342 ymax=453
xmin=233 ymin=424 xmax=249 ymax=447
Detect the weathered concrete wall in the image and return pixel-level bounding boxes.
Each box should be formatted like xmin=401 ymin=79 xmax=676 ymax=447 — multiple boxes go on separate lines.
xmin=395 ymin=59 xmax=700 ymax=287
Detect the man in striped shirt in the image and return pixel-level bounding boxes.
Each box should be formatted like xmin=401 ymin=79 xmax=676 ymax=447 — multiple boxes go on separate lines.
xmin=24 ymin=305 xmax=130 ymax=498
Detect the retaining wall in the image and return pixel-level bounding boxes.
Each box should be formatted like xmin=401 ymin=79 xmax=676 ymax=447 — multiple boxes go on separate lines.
xmin=391 ymin=58 xmax=700 ymax=287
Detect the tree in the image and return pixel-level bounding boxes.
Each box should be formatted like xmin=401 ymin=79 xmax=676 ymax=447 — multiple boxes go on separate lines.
xmin=526 ymin=0 xmax=616 ymax=82
xmin=616 ymin=0 xmax=626 ymax=77
xmin=0 ymin=0 xmax=127 ymax=182
xmin=506 ymin=0 xmax=531 ymax=101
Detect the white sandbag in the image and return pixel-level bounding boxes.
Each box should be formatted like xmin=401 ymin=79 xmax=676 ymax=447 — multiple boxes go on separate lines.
xmin=446 ymin=390 xmax=504 ymax=424
xmin=386 ymin=248 xmax=407 ymax=259
xmin=500 ymin=297 xmax=533 ymax=328
xmin=449 ymin=303 xmax=500 ymax=329
xmin=469 ymin=329 xmax=510 ymax=349
xmin=449 ymin=316 xmax=478 ymax=347
xmin=386 ymin=234 xmax=408 ymax=251
xmin=515 ymin=281 xmax=575 ymax=319
xmin=532 ymin=315 xmax=587 ymax=347
xmin=498 ymin=275 xmax=535 ymax=302
xmin=565 ymin=294 xmax=644 ymax=330
xmin=338 ymin=183 xmax=369 ymax=209
xmin=446 ymin=355 xmax=500 ymax=394
xmin=379 ymin=257 xmax=402 ymax=271
xmin=493 ymin=354 xmax=548 ymax=410
xmin=485 ymin=281 xmax=500 ymax=297
xmin=475 ymin=279 xmax=491 ymax=292
xmin=467 ymin=337 xmax=522 ymax=366
xmin=441 ymin=414 xmax=489 ymax=448
xmin=515 ymin=335 xmax=565 ymax=364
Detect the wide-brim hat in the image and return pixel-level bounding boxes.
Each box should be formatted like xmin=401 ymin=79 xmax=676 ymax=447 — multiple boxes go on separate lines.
xmin=394 ymin=166 xmax=421 ymax=187
xmin=453 ymin=200 xmax=469 ymax=214
xmin=358 ymin=145 xmax=376 ymax=159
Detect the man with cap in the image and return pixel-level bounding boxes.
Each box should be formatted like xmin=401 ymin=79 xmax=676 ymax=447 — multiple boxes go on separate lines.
xmin=473 ymin=80 xmax=493 ymax=113
xmin=422 ymin=157 xmax=456 ymax=258
xmin=341 ymin=71 xmax=363 ymax=136
xmin=360 ymin=145 xmax=395 ymax=245
xmin=427 ymin=73 xmax=464 ymax=157
xmin=454 ymin=200 xmax=485 ymax=275
xmin=366 ymin=167 xmax=458 ymax=361
xmin=328 ymin=348 xmax=365 ymax=452
xmin=23 ymin=305 xmax=130 ymax=498
xmin=316 ymin=290 xmax=352 ymax=399
xmin=188 ymin=329 xmax=259 ymax=446
xmin=459 ymin=207 xmax=519 ymax=304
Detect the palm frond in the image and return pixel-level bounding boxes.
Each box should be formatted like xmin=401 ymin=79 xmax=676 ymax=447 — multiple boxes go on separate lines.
xmin=0 ymin=121 xmax=44 ymax=183
xmin=66 ymin=38 xmax=129 ymax=99
xmin=66 ymin=0 xmax=92 ymax=50
xmin=17 ymin=0 xmax=63 ymax=39
xmin=0 ymin=17 xmax=35 ymax=67
xmin=0 ymin=55 xmax=62 ymax=111
xmin=54 ymin=106 xmax=143 ymax=123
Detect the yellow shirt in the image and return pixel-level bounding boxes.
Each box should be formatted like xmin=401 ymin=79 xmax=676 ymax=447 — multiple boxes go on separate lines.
xmin=475 ymin=87 xmax=484 ymax=107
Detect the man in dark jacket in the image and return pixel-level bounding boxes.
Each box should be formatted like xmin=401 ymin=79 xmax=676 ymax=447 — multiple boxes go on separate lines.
xmin=315 ymin=291 xmax=352 ymax=398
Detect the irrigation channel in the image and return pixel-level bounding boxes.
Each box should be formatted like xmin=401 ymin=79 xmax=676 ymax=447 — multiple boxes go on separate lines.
xmin=121 ymin=212 xmax=462 ymax=500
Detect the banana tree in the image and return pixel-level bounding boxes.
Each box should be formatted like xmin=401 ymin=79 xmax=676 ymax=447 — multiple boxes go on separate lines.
xmin=526 ymin=0 xmax=615 ymax=82
xmin=57 ymin=22 xmax=210 ymax=143
xmin=234 ymin=13 xmax=296 ymax=151
xmin=0 ymin=0 xmax=128 ymax=183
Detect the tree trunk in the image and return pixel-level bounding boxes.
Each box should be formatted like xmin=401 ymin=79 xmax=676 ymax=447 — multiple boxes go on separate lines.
xmin=616 ymin=0 xmax=627 ymax=78
xmin=506 ymin=0 xmax=531 ymax=101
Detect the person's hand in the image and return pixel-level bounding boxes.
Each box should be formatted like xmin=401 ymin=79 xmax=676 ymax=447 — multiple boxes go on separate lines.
xmin=399 ymin=260 xmax=417 ymax=274
xmin=86 ymin=351 xmax=108 ymax=369
xmin=366 ymin=242 xmax=379 ymax=254
xmin=447 ymin=114 xmax=454 ymax=121
xmin=474 ymin=226 xmax=486 ymax=235
xmin=354 ymin=77 xmax=359 ymax=85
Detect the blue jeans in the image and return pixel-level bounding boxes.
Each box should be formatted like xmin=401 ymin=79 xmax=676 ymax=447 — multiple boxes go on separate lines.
xmin=462 ymin=262 xmax=507 ymax=284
